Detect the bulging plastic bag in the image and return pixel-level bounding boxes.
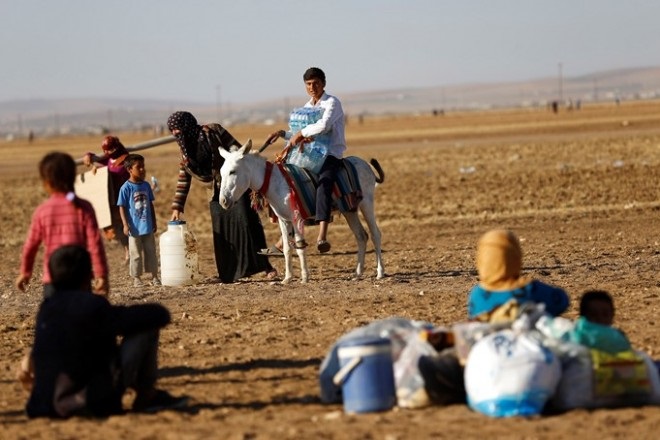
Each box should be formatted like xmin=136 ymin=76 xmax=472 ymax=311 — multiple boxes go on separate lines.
xmin=393 ymin=333 xmax=439 ymax=408
xmin=465 ymin=329 xmax=561 ymax=417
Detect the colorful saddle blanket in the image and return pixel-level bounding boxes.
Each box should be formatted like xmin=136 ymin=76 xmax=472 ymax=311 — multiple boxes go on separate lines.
xmin=280 ymin=158 xmax=363 ymax=220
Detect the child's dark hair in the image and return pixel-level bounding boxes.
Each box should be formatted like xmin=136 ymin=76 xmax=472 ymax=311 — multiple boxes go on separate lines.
xmin=579 ymin=290 xmax=614 ymax=316
xmin=124 ymin=153 xmax=144 ymax=170
xmin=39 ymin=152 xmax=76 ymax=193
xmin=48 ymin=245 xmax=93 ymax=290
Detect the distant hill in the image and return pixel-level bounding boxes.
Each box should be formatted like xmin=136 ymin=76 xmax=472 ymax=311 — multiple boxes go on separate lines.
xmin=2 ymin=66 xmax=659 ymax=137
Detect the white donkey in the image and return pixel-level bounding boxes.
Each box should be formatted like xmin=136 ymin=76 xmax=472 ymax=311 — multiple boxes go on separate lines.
xmin=218 ymin=140 xmax=385 ymax=284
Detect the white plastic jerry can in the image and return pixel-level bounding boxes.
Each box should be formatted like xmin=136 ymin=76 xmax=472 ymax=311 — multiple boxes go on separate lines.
xmin=159 ymin=220 xmax=200 ymax=286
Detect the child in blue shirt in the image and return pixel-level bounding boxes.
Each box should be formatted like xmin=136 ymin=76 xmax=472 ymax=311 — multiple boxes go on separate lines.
xmin=117 ymin=154 xmax=160 ymax=287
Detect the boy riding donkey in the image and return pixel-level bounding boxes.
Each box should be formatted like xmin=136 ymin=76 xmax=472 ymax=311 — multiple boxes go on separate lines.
xmin=264 ymin=67 xmax=347 ymax=255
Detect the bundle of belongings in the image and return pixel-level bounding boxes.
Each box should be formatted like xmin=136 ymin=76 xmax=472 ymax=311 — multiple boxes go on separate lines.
xmin=318 ymin=317 xmax=454 ymax=408
xmin=320 ymin=229 xmax=660 ymax=416
xmin=318 ymin=306 xmax=660 ymax=417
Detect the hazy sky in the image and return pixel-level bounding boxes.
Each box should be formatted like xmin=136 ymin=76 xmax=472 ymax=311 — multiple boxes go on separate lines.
xmin=2 ymin=0 xmax=658 ymax=105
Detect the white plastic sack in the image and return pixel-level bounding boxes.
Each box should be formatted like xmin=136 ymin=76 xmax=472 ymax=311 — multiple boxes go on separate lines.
xmin=465 ymin=329 xmax=561 ymax=417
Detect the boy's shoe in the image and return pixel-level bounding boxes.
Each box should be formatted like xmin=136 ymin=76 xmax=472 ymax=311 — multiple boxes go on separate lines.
xmin=133 ymin=277 xmax=144 ymax=287
xmin=151 ymin=277 xmax=161 ymax=286
xmin=317 ymin=240 xmax=331 ymax=253
xmin=132 ymin=389 xmax=189 ymax=413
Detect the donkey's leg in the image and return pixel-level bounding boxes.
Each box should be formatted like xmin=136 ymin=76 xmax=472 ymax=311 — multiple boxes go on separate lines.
xmin=359 ymin=198 xmax=385 ymax=279
xmin=292 ymin=223 xmax=309 ymax=283
xmin=278 ymin=220 xmax=294 ymax=284
xmin=295 ymin=247 xmax=309 ymax=283
xmin=343 ymin=211 xmax=369 ymax=279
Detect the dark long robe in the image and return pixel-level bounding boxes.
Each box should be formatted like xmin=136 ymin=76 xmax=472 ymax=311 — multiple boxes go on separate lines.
xmin=210 ymin=190 xmax=272 ymax=283
xmin=168 ymin=117 xmax=273 ymax=283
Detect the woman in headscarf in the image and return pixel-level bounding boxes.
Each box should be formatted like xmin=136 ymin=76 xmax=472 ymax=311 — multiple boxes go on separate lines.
xmin=83 ymin=136 xmax=130 ymax=262
xmin=166 ymin=111 xmax=276 ymax=283
xmin=467 ymin=229 xmax=569 ymax=320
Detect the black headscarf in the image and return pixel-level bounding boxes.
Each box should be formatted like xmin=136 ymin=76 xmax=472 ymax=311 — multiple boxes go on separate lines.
xmin=167 ymin=111 xmax=214 ymax=180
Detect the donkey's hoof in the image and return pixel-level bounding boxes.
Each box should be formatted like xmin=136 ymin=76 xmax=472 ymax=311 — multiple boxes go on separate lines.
xmin=281 ymin=277 xmax=293 ymax=285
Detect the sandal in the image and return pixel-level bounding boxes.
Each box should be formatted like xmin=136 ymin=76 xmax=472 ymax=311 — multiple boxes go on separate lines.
xmin=258 ymin=245 xmax=284 ymax=256
xmin=266 ymin=269 xmax=278 ymax=280
xmin=317 ymin=240 xmax=331 ymax=253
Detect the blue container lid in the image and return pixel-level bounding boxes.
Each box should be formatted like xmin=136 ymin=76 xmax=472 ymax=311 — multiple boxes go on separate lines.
xmin=168 ymin=220 xmax=187 ymax=225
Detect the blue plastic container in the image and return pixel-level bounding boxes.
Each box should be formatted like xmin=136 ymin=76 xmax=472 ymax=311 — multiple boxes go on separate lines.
xmin=334 ymin=337 xmax=396 ymax=413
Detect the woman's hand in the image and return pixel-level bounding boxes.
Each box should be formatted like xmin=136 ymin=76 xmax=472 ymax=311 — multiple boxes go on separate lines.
xmin=83 ymin=154 xmax=99 ymax=174
xmin=171 ymin=209 xmax=182 ymax=221
xmin=82 ymin=153 xmax=94 ymax=167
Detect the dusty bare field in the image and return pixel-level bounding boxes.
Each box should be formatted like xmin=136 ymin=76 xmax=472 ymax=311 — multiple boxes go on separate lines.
xmin=1 ymin=102 xmax=660 ymax=439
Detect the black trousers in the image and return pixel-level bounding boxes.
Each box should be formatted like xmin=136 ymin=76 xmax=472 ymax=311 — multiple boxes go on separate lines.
xmin=316 ymin=155 xmax=341 ymax=222
xmin=119 ymin=330 xmax=160 ymax=394
xmin=53 ymin=330 xmax=161 ymax=417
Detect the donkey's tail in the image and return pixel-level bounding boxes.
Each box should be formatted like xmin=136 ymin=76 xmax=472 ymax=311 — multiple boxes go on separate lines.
xmin=369 ymin=158 xmax=385 ymax=184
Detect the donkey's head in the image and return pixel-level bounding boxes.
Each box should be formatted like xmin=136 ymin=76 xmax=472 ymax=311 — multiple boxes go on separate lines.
xmin=218 ymin=139 xmax=253 ymax=209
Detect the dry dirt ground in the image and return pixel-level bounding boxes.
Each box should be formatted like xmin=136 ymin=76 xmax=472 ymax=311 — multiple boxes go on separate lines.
xmin=1 ymin=102 xmax=660 ymax=439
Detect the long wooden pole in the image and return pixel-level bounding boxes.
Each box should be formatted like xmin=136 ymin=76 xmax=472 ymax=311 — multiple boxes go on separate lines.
xmin=74 ymin=135 xmax=177 ymax=165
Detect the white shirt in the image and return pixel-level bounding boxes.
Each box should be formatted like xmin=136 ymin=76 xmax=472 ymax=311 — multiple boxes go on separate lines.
xmin=289 ymin=92 xmax=346 ymax=159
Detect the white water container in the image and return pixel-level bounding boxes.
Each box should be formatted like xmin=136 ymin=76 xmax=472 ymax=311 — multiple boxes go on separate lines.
xmin=159 ymin=220 xmax=200 ymax=286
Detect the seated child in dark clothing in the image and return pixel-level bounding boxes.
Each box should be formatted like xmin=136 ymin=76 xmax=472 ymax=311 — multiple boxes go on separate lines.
xmin=23 ymin=245 xmax=186 ymax=418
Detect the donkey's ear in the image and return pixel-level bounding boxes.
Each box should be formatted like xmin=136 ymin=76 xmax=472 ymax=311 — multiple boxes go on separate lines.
xmin=240 ymin=139 xmax=252 ymax=155
xmin=218 ymin=147 xmax=231 ymax=159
